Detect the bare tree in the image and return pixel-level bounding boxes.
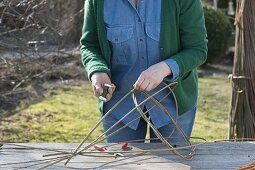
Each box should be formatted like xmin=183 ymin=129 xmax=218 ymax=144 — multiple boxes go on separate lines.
xmin=0 ymin=0 xmax=85 ymax=112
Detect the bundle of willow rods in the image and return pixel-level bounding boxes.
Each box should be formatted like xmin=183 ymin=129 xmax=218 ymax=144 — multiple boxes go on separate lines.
xmin=229 ymin=0 xmax=255 ymax=139
xmin=33 ymin=82 xmax=206 ymax=169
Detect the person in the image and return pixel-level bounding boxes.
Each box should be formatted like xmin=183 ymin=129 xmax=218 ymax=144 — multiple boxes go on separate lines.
xmin=80 ymin=0 xmax=207 ymax=144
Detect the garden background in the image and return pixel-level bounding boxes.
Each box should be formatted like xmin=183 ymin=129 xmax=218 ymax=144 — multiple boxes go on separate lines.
xmin=0 ymin=0 xmax=236 ymax=142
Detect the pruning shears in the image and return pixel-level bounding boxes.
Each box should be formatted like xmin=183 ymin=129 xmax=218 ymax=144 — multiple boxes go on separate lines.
xmin=99 ymin=84 xmax=112 ymax=102
xmin=94 ymin=142 xmax=130 ymax=158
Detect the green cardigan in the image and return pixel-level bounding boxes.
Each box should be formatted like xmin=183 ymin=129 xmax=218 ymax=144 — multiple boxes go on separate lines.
xmin=80 ymin=0 xmax=208 ymax=114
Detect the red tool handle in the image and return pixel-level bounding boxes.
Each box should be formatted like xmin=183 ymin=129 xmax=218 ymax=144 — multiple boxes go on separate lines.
xmin=94 ymin=145 xmax=108 ymax=152
xmin=121 ymin=142 xmax=128 ymax=151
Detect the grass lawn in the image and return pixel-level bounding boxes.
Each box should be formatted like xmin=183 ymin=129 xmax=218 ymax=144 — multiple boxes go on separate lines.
xmin=0 ymin=76 xmax=231 ymax=142
xmin=194 ymin=76 xmax=231 ymax=140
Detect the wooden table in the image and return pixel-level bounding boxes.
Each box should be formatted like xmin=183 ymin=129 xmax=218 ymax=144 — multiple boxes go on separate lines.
xmin=1 ymin=142 xmax=255 ymax=169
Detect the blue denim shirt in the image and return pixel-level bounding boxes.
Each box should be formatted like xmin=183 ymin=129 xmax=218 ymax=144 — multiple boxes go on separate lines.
xmin=103 ymin=0 xmax=180 ymax=130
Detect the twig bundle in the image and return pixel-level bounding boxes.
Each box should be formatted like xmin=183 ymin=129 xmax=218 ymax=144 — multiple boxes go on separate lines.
xmin=229 ymin=0 xmax=255 ymax=139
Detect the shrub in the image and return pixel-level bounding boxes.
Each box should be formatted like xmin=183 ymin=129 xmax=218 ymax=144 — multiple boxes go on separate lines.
xmin=218 ymin=0 xmax=237 ymax=9
xmin=218 ymin=0 xmax=229 ymax=8
xmin=204 ymin=7 xmax=233 ymax=64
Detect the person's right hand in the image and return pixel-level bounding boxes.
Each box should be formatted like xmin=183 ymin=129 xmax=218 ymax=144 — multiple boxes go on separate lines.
xmin=91 ymin=72 xmax=116 ymax=102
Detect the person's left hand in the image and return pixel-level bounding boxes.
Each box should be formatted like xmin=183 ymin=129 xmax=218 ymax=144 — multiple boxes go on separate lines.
xmin=133 ymin=62 xmax=172 ymax=91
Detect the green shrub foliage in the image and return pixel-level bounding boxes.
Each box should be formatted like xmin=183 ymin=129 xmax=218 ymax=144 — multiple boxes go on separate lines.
xmin=218 ymin=0 xmax=229 ymax=8
xmin=218 ymin=0 xmax=237 ymax=9
xmin=204 ymin=7 xmax=233 ymax=63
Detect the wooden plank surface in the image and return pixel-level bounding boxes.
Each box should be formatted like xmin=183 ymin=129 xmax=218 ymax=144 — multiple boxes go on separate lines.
xmin=0 ymin=142 xmax=255 ymax=170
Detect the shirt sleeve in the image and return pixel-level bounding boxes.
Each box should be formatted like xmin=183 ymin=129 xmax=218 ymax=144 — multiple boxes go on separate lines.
xmin=163 ymin=58 xmax=179 ymax=82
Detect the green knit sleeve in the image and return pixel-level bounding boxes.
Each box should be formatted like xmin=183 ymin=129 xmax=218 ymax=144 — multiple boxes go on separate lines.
xmin=80 ymin=0 xmax=111 ymax=80
xmin=171 ymin=0 xmax=208 ymax=78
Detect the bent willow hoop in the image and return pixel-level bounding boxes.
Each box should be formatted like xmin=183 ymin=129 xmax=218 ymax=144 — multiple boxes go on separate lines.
xmin=1 ymin=82 xmax=206 ymax=170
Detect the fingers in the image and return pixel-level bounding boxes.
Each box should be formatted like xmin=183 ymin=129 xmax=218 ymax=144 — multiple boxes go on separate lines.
xmin=105 ymin=84 xmax=116 ymax=101
xmin=109 ymin=83 xmax=116 ymax=93
xmin=93 ymin=83 xmax=103 ymax=97
xmin=91 ymin=72 xmax=116 ymax=102
xmin=134 ymin=72 xmax=160 ymax=91
xmin=139 ymin=79 xmax=150 ymax=91
xmin=93 ymin=83 xmax=116 ymax=102
xmin=145 ymin=82 xmax=157 ymax=91
xmin=133 ymin=74 xmax=145 ymax=90
xmin=139 ymin=80 xmax=158 ymax=91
